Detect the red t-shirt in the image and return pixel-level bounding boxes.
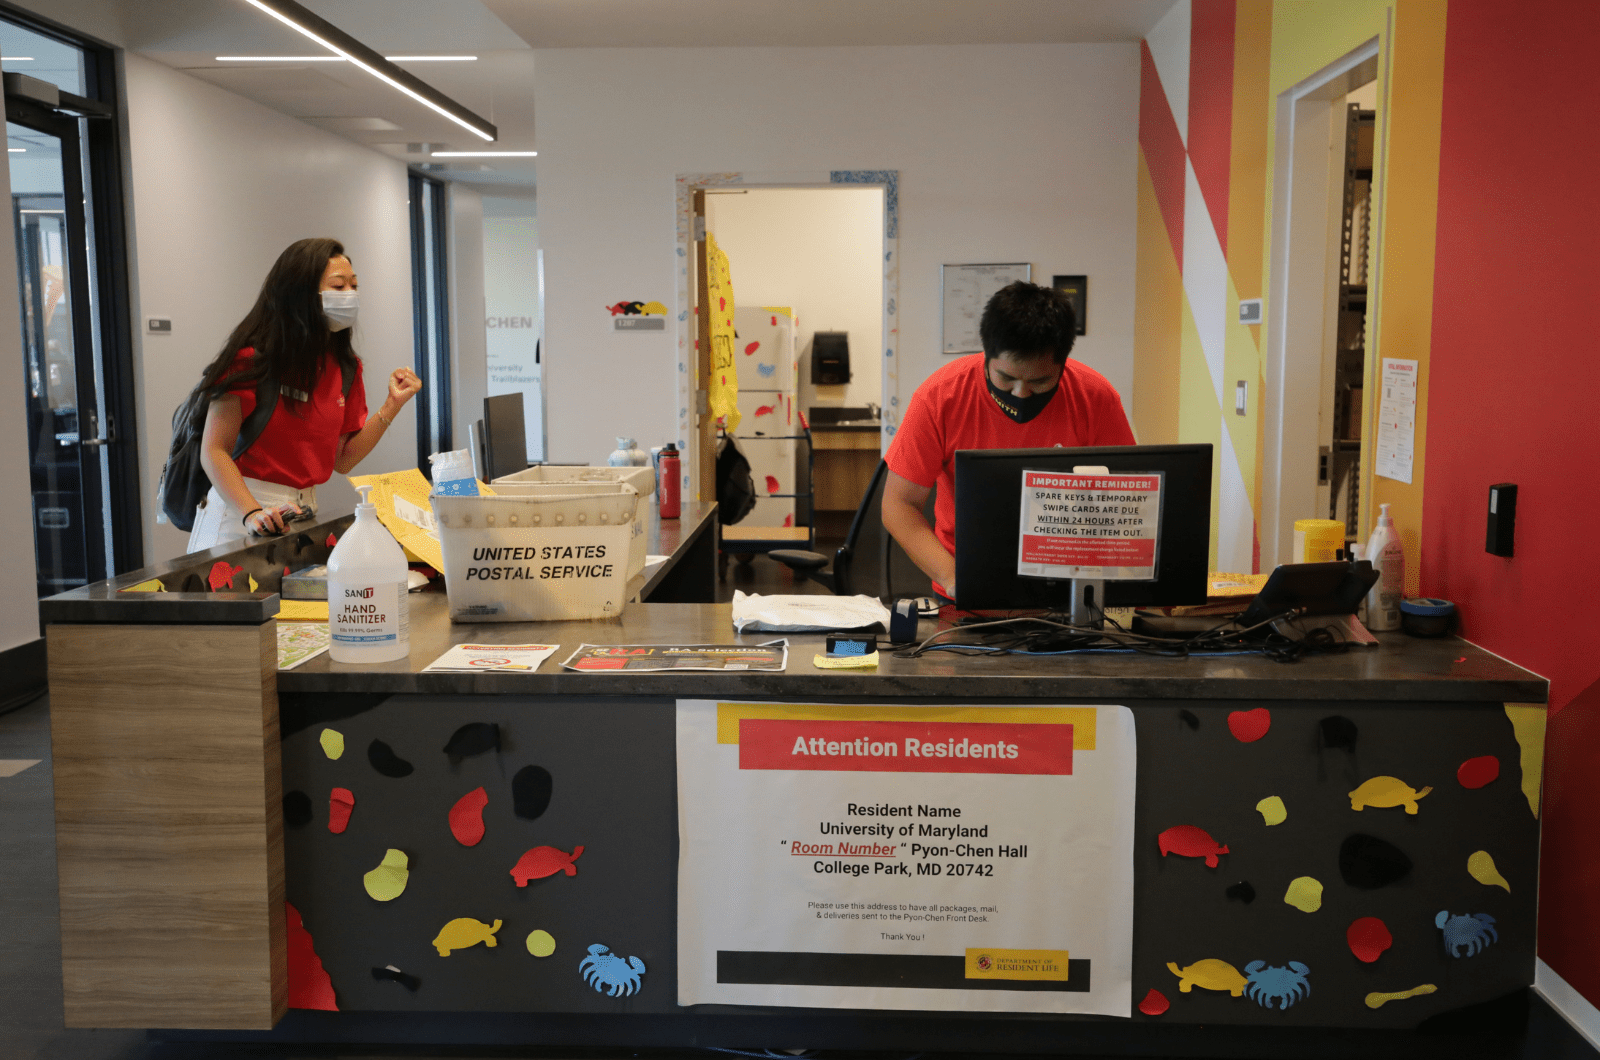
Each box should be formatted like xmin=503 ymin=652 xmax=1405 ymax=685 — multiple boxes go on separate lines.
xmin=224 ymin=348 xmax=368 ymax=489
xmin=885 ymin=354 xmax=1136 ymax=556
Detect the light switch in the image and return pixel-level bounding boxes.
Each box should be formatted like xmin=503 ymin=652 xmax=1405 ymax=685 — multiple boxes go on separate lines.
xmin=147 ymin=318 xmax=172 ymax=333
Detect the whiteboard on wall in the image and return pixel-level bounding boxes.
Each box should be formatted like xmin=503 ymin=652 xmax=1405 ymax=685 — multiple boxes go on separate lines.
xmin=941 ymin=262 xmax=1032 ymax=354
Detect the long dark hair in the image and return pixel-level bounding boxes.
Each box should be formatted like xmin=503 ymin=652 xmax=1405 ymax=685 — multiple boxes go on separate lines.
xmin=196 ymin=237 xmax=358 ymax=400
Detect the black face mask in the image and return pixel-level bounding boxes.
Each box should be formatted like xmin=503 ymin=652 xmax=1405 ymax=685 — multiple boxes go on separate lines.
xmin=987 ymin=377 xmax=1059 ymax=424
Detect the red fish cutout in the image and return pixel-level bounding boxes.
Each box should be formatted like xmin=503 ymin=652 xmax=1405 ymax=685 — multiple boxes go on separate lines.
xmin=283 ymin=566 xmax=291 ymax=576
xmin=718 ymin=296 xmax=725 ymax=311
xmin=509 ymin=845 xmax=585 ymax=886
xmin=1227 ymin=708 xmax=1272 ymax=742
xmin=326 ymin=533 xmax=338 ymax=548
xmin=1157 ymin=825 xmax=1229 ymax=867
xmin=1138 ymin=988 xmax=1170 ymax=1015
xmin=770 ymin=315 xmax=777 ymax=325
xmin=783 ymin=514 xmax=794 ymax=527
xmin=1348 ymin=916 xmax=1393 ymax=963
xmin=328 ymin=788 xmax=355 ymax=834
xmin=449 ymin=786 xmax=488 ymax=846
xmin=765 ymin=475 xmax=780 ymax=494
xmin=286 ymin=902 xmax=338 ymax=1010
xmin=754 ymin=404 xmax=777 ymax=417
xmin=1457 ymin=755 xmax=1500 ymax=789
xmin=208 ymin=560 xmax=243 ymax=591
xmin=744 ymin=341 xmax=761 ymax=356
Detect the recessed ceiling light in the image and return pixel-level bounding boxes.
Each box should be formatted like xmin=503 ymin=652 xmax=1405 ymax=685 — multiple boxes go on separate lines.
xmin=8 ymin=147 xmax=24 ymax=153
xmin=239 ymin=0 xmax=495 ymax=141
xmin=216 ymin=55 xmax=477 ymax=62
xmin=430 ymin=151 xmax=537 ymax=157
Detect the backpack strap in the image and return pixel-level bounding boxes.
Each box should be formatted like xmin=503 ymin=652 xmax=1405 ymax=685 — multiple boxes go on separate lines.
xmin=231 ymin=376 xmax=279 ymax=461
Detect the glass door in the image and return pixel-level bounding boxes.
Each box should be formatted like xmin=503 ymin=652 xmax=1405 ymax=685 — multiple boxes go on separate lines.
xmin=9 ymin=108 xmax=107 ymax=594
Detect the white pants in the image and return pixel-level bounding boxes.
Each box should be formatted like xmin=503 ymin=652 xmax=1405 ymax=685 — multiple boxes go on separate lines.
xmin=187 ymin=478 xmax=318 ymax=554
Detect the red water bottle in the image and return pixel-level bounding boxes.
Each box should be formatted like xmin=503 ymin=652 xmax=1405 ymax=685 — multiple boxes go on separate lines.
xmin=659 ymin=444 xmax=681 ymax=519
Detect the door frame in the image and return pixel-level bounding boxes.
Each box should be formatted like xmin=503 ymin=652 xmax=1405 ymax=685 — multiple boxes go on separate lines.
xmin=674 ymin=171 xmax=898 ymax=503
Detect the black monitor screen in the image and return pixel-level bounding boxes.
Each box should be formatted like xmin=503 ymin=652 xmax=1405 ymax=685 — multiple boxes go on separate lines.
xmin=482 ymin=394 xmax=528 ymax=482
xmin=953 ymin=443 xmax=1213 ymax=610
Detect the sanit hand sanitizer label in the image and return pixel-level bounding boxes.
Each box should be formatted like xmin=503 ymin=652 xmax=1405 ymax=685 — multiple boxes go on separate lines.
xmin=333 ymin=582 xmax=409 ymax=644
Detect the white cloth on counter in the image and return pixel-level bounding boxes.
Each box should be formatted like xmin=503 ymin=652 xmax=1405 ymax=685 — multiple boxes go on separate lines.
xmin=731 ymin=590 xmax=890 ymax=633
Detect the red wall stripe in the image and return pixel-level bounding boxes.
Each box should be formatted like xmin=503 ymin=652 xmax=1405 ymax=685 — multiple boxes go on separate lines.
xmin=1139 ymin=40 xmax=1187 ymax=270
xmin=1187 ymin=0 xmax=1236 ymax=256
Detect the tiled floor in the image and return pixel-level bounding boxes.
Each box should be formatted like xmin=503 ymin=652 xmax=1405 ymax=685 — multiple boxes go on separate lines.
xmin=5 ymin=581 xmax=1598 ymax=1060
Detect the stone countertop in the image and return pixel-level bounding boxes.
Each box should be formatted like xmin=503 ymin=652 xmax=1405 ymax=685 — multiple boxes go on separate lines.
xmin=277 ymin=596 xmax=1546 ymax=702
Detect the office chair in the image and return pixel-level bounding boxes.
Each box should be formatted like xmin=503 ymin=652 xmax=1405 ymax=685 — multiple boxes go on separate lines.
xmin=769 ymin=459 xmax=933 ymax=602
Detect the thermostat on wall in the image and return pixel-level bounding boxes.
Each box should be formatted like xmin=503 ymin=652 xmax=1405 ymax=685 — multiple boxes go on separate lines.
xmin=1238 ymin=299 xmax=1263 ymax=325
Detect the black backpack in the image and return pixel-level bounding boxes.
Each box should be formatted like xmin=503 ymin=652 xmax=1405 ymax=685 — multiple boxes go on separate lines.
xmin=715 ymin=435 xmax=758 ymax=526
xmin=157 ymin=360 xmax=356 ymax=532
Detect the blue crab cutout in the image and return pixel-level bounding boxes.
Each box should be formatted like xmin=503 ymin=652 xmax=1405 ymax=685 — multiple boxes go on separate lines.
xmin=1436 ymin=910 xmax=1498 ymax=957
xmin=1244 ymin=961 xmax=1311 ymax=1009
xmin=580 ymin=943 xmax=646 ymax=996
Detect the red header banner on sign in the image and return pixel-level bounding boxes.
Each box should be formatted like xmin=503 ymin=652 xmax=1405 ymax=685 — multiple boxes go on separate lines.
xmin=738 ymin=719 xmax=1073 ymax=775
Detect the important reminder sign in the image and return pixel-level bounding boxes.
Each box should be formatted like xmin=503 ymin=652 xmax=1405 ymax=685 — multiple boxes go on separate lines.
xmin=677 ymin=701 xmax=1136 ymax=1015
xmin=1017 ymin=471 xmax=1162 ymax=580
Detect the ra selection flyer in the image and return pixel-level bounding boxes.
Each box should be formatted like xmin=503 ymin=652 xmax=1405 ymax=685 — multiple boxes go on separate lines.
xmin=676 ymin=701 xmax=1136 ymax=1015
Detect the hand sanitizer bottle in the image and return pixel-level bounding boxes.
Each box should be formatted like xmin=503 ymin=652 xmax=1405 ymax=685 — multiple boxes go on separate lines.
xmin=328 ymin=484 xmax=411 ymax=663
xmin=1363 ymin=503 xmax=1405 ymax=632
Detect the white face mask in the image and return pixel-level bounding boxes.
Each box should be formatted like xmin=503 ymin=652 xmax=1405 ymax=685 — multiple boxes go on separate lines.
xmin=321 ymin=289 xmax=359 ymax=332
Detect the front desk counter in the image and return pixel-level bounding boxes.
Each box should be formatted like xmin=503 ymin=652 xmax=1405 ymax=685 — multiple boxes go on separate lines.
xmin=44 ymin=565 xmax=1549 ymax=1056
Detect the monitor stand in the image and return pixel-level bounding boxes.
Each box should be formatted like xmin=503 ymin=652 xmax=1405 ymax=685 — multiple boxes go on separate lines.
xmin=1070 ymin=578 xmax=1106 ymax=629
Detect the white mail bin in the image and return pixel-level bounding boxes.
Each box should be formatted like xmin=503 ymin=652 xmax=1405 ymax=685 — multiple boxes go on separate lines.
xmin=432 ymin=485 xmax=640 ymax=622
xmin=492 ymin=464 xmax=655 ymax=500
xmin=482 ymin=480 xmax=648 ymax=582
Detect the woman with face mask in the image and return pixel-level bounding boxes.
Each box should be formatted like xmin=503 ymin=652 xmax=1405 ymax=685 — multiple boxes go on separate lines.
xmin=185 ymin=237 xmax=422 ymax=552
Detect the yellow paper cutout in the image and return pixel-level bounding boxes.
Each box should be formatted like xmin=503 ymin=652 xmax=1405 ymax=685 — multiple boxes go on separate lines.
xmin=1504 ymin=703 xmax=1546 ymax=818
xmin=1365 ymin=983 xmax=1438 ymax=1009
xmin=345 ymin=467 xmax=447 ymax=570
xmin=432 ymin=917 xmax=501 ymax=956
xmin=526 ymin=929 xmax=556 ymax=957
xmin=1349 ymin=775 xmax=1433 ymax=814
xmin=1283 ymin=876 xmax=1323 ymax=913
xmin=1468 ymin=850 xmax=1511 ymax=892
xmin=1256 ymin=795 xmax=1287 ymax=826
xmin=638 ymin=300 xmax=668 ymax=316
xmin=813 ymin=651 xmax=880 ymax=670
xmin=277 ymin=599 xmax=330 ymax=622
xmin=705 ymin=232 xmax=740 ymax=431
xmin=762 ymin=306 xmax=793 ymax=319
xmin=363 ymin=848 xmax=409 ymax=901
xmin=1166 ymin=959 xmax=1246 ymax=996
xmin=319 ymin=728 xmax=344 ymax=760
xmin=249 ymin=575 xmax=259 ymax=592
xmin=120 ymin=578 xmax=165 ymax=593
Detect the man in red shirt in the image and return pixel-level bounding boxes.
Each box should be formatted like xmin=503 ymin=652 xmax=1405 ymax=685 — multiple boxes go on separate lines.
xmin=883 ymin=281 xmax=1135 ymax=597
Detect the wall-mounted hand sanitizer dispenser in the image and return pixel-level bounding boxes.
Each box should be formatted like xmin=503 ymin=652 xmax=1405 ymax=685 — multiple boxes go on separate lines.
xmin=811 ymin=331 xmax=850 ymax=385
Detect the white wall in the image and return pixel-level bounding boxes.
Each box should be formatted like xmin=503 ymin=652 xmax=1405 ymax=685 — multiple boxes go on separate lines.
xmin=706 ymin=187 xmax=883 ymax=414
xmin=0 ymin=137 xmax=45 ymax=650
xmin=449 ymin=184 xmax=488 ymax=462
xmin=533 ymin=44 xmax=1140 ymax=467
xmin=481 ymin=197 xmax=544 ymax=461
xmin=123 ymin=53 xmax=417 ymax=561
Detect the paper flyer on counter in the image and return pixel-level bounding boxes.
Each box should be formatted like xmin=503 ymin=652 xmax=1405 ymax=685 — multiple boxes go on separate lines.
xmin=563 ymin=642 xmax=787 ymax=672
xmin=676 ymin=701 xmax=1136 ymax=1014
xmin=422 ymin=643 xmax=560 ymax=673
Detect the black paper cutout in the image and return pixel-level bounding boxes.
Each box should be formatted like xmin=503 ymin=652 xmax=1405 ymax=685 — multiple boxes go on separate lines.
xmin=368 ymin=739 xmax=415 ymax=778
xmin=1225 ymin=881 xmax=1256 ymax=904
xmin=370 ymin=965 xmax=421 ymax=992
xmin=180 ymin=572 xmax=206 ymax=593
xmin=443 ymin=722 xmax=500 ymax=763
xmin=1339 ymin=833 xmax=1413 ymax=889
xmin=513 ymin=765 xmax=554 ymax=820
xmin=1178 ymin=709 xmax=1200 ymax=730
xmin=1320 ymin=715 xmax=1359 ymax=753
xmin=283 ymin=790 xmax=312 ymax=828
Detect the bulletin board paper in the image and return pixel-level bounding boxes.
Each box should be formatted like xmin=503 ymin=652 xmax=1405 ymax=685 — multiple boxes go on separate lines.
xmin=941 ymin=263 xmax=1032 ymax=354
xmin=1375 ymin=358 xmax=1418 ymax=484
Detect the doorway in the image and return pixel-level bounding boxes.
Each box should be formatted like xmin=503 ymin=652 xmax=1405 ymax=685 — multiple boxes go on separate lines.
xmin=1262 ymin=42 xmax=1380 ymax=568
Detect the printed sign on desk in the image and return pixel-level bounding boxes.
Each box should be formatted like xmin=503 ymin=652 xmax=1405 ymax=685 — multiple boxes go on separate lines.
xmin=1017 ymin=471 xmax=1162 ymax=581
xmin=676 ymin=701 xmax=1136 ymax=1015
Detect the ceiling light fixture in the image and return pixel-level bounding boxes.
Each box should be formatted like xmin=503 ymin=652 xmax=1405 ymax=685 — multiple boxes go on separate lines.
xmin=216 ymin=55 xmax=478 ymax=62
xmin=430 ymin=150 xmax=537 ymax=157
xmin=1 ymin=57 xmax=35 ymax=61
xmin=8 ymin=147 xmax=24 ymax=152
xmin=237 ymin=0 xmax=496 ymax=142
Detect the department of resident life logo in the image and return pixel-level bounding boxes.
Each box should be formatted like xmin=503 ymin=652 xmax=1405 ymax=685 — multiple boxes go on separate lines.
xmin=976 ymin=954 xmax=993 ymax=972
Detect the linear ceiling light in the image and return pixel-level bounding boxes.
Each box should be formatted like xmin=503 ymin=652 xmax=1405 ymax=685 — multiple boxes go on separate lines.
xmin=238 ymin=0 xmax=496 ymax=141
xmin=430 ymin=151 xmax=536 ymax=157
xmin=1 ymin=57 xmax=35 ymax=61
xmin=217 ymin=54 xmax=478 ymax=61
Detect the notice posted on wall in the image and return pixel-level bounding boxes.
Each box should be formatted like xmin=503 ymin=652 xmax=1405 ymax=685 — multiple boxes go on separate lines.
xmin=1375 ymin=357 xmax=1417 ymax=484
xmin=676 ymin=701 xmax=1136 ymax=1015
xmin=563 ymin=642 xmax=787 ymax=672
xmin=1017 ymin=471 xmax=1162 ymax=581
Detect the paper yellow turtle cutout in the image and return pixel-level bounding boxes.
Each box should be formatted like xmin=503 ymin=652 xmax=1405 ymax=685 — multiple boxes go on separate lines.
xmin=1468 ymin=850 xmax=1511 ymax=891
xmin=1167 ymin=959 xmax=1247 ymax=996
xmin=432 ymin=917 xmax=502 ymax=956
xmin=1349 ymin=776 xmax=1433 ymax=814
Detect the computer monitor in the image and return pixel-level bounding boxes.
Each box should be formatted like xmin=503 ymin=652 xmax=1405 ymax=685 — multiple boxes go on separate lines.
xmin=953 ymin=444 xmax=1213 ymax=617
xmin=482 ymin=394 xmax=529 ymax=482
